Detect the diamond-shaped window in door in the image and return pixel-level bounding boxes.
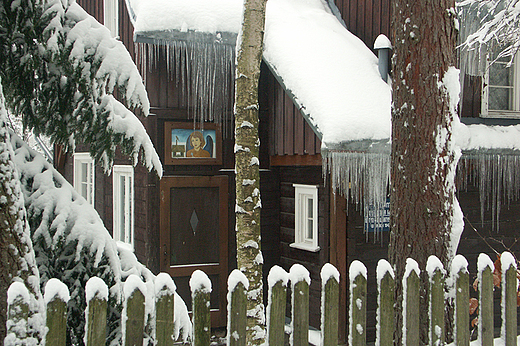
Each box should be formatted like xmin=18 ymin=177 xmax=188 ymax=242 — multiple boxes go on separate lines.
xmin=190 ymin=209 xmax=199 ymax=235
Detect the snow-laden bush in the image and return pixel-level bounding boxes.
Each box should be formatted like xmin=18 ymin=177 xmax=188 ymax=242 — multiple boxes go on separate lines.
xmin=11 ymin=134 xmax=191 ymax=345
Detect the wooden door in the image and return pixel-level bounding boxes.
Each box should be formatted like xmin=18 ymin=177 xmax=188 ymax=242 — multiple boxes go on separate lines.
xmin=160 ymin=175 xmax=228 ymax=326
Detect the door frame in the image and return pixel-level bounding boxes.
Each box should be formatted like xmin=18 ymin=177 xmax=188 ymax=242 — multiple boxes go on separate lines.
xmin=160 ymin=175 xmax=229 ymax=326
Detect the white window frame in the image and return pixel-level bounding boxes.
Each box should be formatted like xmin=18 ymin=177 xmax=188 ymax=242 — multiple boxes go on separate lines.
xmin=113 ymin=165 xmax=134 ymax=249
xmin=73 ymin=153 xmax=95 ymax=206
xmin=290 ymin=184 xmax=319 ymax=252
xmin=482 ymin=52 xmax=520 ymax=118
xmin=104 ymin=0 xmax=119 ymax=38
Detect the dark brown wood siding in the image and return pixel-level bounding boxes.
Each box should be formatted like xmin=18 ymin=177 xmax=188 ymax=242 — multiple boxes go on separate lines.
xmin=260 ymin=63 xmax=322 ymax=158
xmin=335 ymin=0 xmax=391 ymax=51
xmin=277 ymin=166 xmax=330 ymax=329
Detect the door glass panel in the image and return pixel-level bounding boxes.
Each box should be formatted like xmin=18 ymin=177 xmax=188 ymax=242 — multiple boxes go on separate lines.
xmin=170 ymin=187 xmax=220 ymax=265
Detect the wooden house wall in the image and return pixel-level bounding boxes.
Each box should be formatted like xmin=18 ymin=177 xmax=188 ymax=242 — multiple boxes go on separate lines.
xmin=275 ymin=166 xmax=330 ymax=328
xmin=335 ymin=0 xmax=391 ymax=52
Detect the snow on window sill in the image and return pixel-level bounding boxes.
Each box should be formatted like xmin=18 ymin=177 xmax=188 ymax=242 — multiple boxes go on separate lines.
xmin=116 ymin=240 xmax=134 ymax=252
xmin=290 ymin=242 xmax=320 ymax=253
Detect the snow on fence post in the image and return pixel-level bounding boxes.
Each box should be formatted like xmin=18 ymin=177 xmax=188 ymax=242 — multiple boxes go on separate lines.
xmin=155 ymin=273 xmax=176 ymax=346
xmin=501 ymin=252 xmax=517 ymax=346
xmin=349 ymin=260 xmax=367 ymax=346
xmin=290 ymin=264 xmax=310 ymax=346
xmin=451 ymin=255 xmax=469 ymax=346
xmin=403 ymin=258 xmax=420 ymax=346
xmin=267 ymin=265 xmax=288 ymax=346
xmin=84 ymin=277 xmax=108 ymax=346
xmin=321 ymin=263 xmax=339 ymax=346
xmin=227 ymin=270 xmax=248 ymax=346
xmin=376 ymin=260 xmax=394 ymax=346
xmin=427 ymin=256 xmax=445 ymax=346
xmin=44 ymin=279 xmax=70 ymax=346
xmin=477 ymin=253 xmax=494 ymax=346
xmin=123 ymin=275 xmax=146 ymax=346
xmin=190 ymin=270 xmax=212 ymax=346
xmin=5 ymin=282 xmax=30 ymax=344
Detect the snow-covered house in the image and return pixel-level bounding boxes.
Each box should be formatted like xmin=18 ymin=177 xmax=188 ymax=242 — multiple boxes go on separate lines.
xmin=59 ymin=0 xmax=520 ymax=342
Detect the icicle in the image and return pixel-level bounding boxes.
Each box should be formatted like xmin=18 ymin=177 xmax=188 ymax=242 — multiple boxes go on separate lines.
xmin=136 ymin=40 xmax=235 ymax=136
xmin=323 ymin=150 xmax=391 ymax=241
xmin=458 ymin=153 xmax=520 ymax=232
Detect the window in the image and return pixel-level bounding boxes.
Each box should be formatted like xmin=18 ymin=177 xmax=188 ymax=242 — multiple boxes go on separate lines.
xmin=482 ymin=51 xmax=520 ymax=118
xmin=73 ymin=153 xmax=95 ymax=206
xmin=113 ymin=165 xmax=134 ymax=248
xmin=290 ymin=184 xmax=319 ymax=252
xmin=104 ymin=0 xmax=119 ymax=38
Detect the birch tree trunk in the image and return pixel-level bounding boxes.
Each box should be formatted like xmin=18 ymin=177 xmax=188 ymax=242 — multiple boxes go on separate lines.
xmin=234 ymin=0 xmax=267 ymax=344
xmin=388 ymin=1 xmax=458 ymax=344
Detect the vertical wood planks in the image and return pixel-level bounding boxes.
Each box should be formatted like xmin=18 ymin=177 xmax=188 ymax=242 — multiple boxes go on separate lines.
xmin=290 ymin=264 xmax=310 ymax=346
xmin=321 ymin=264 xmax=339 ymax=346
xmin=191 ymin=270 xmax=212 ymax=346
xmin=453 ymin=256 xmax=469 ymax=346
xmin=227 ymin=270 xmax=248 ymax=346
xmin=478 ymin=254 xmax=494 ymax=346
xmin=154 ymin=273 xmax=175 ymax=346
xmin=267 ymin=266 xmax=288 ymax=346
xmin=501 ymin=252 xmax=517 ymax=346
xmin=377 ymin=260 xmax=394 ymax=346
xmin=85 ymin=277 xmax=108 ymax=346
xmin=349 ymin=260 xmax=367 ymax=346
xmin=428 ymin=256 xmax=445 ymax=346
xmin=44 ymin=279 xmax=69 ymax=346
xmin=404 ymin=259 xmax=420 ymax=346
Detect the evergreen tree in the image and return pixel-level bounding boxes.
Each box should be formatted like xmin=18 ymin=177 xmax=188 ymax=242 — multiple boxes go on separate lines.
xmin=388 ymin=0 xmax=459 ymax=344
xmin=0 ymin=0 xmax=161 ymax=343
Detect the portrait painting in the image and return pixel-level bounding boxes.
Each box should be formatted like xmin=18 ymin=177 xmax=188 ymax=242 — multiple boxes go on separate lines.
xmin=165 ymin=122 xmax=222 ymax=165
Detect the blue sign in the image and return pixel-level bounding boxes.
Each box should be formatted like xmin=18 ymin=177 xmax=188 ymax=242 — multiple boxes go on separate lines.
xmin=364 ymin=199 xmax=390 ymax=233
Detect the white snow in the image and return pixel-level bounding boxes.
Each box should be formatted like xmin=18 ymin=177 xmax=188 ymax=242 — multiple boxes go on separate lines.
xmin=44 ymin=278 xmax=70 ymax=304
xmin=190 ymin=270 xmax=212 ymax=294
xmin=155 ymin=272 xmax=176 ymax=297
xmin=373 ymin=34 xmax=392 ymax=49
xmin=349 ymin=260 xmax=367 ymax=283
xmin=7 ymin=282 xmax=30 ymax=306
xmin=426 ymin=255 xmax=446 ymax=279
xmin=320 ymin=263 xmax=340 ymax=287
xmin=123 ymin=274 xmax=147 ymax=300
xmin=85 ymin=276 xmax=109 ymax=302
xmin=289 ymin=263 xmax=311 ymax=286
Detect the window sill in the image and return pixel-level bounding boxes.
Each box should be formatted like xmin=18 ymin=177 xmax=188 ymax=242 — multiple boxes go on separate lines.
xmin=481 ymin=111 xmax=520 ymax=119
xmin=116 ymin=240 xmax=134 ymax=252
xmin=290 ymin=242 xmax=320 ymax=252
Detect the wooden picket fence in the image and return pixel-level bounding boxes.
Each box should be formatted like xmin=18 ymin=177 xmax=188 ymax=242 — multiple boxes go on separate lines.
xmin=6 ymin=252 xmax=519 ymax=345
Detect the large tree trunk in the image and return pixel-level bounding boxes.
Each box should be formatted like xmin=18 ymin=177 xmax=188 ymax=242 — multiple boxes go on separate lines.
xmin=0 ymin=105 xmax=42 ymax=344
xmin=389 ymin=1 xmax=458 ymax=344
xmin=234 ymin=0 xmax=267 ymax=344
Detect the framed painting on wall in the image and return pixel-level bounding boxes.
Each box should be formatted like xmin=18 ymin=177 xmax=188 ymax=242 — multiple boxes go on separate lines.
xmin=164 ymin=122 xmax=222 ymax=165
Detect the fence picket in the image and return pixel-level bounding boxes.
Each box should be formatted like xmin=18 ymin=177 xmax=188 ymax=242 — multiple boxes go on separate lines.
xmin=227 ymin=270 xmax=248 ymax=346
xmin=6 ymin=282 xmax=30 ymax=343
xmin=267 ymin=266 xmax=288 ymax=346
xmin=85 ymin=277 xmax=108 ymax=346
xmin=377 ymin=260 xmax=394 ymax=346
xmin=44 ymin=279 xmax=69 ymax=346
xmin=191 ymin=270 xmax=212 ymax=346
xmin=155 ymin=273 xmax=175 ymax=346
xmin=478 ymin=254 xmax=494 ymax=346
xmin=453 ymin=256 xmax=469 ymax=346
xmin=124 ymin=275 xmax=146 ymax=346
xmin=349 ymin=261 xmax=367 ymax=346
xmin=501 ymin=252 xmax=517 ymax=346
xmin=404 ymin=259 xmax=420 ymax=346
xmin=321 ymin=264 xmax=339 ymax=346
xmin=428 ymin=256 xmax=445 ymax=346
xmin=290 ymin=264 xmax=310 ymax=346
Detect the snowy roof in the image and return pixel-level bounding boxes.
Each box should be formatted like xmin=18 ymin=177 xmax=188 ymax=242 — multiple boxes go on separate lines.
xmin=125 ymin=0 xmax=520 ymax=154
xmin=125 ymin=0 xmax=392 ymax=147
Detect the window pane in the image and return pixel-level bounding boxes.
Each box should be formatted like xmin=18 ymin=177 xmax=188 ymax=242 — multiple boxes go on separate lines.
xmin=489 ymin=86 xmax=512 ymax=110
xmin=307 ymin=198 xmax=313 ymax=239
xmin=120 ymin=176 xmax=126 ymax=242
xmin=489 ymin=61 xmax=512 ymax=87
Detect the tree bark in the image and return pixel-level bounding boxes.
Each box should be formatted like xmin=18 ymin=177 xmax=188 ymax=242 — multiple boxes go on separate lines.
xmin=0 ymin=112 xmax=42 ymax=344
xmin=234 ymin=0 xmax=267 ymax=344
xmin=389 ymin=1 xmax=457 ymax=345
